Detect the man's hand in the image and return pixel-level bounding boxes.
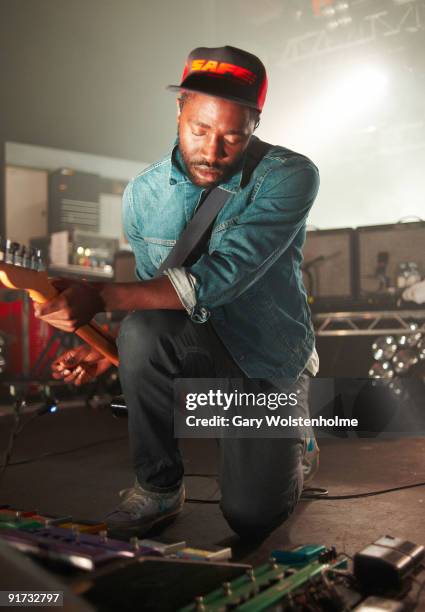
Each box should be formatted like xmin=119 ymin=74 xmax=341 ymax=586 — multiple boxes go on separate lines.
xmin=52 ymin=344 xmax=112 ymax=386
xmin=34 ymin=278 xmax=105 ymax=332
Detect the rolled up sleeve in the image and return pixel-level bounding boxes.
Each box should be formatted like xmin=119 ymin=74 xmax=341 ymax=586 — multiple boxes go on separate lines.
xmin=186 ymin=165 xmax=320 ymax=315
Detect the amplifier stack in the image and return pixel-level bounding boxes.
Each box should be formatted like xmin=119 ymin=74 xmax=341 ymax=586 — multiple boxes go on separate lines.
xmin=303 ymin=221 xmax=425 ymax=311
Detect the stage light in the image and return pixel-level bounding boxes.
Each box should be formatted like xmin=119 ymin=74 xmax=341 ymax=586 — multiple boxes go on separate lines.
xmin=417 ymin=338 xmax=425 ymax=360
xmin=372 ymin=336 xmax=398 ymax=361
xmin=392 ymin=348 xmax=419 ymax=374
xmin=335 ymin=1 xmax=350 ymax=11
xmin=347 ymin=67 xmax=388 ymax=101
xmin=398 ymin=323 xmax=422 ymax=347
xmin=322 ymin=6 xmax=336 ymax=17
xmin=368 ymin=361 xmax=394 ymax=379
xmin=329 ymin=66 xmax=388 ymax=113
xmin=271 ymin=62 xmax=389 ymax=156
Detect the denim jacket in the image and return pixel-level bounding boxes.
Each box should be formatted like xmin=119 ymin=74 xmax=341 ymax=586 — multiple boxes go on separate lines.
xmin=123 ymin=136 xmax=320 ymax=381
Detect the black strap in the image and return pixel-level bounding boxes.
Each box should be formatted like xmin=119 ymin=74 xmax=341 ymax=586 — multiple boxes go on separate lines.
xmin=157 ymin=137 xmax=273 ymax=275
xmin=157 ymin=187 xmax=231 ymax=274
xmin=240 ymin=137 xmax=273 ymax=188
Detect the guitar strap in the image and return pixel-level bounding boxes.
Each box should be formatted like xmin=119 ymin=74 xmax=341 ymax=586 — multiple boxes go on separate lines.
xmin=157 ymin=137 xmax=272 ymax=274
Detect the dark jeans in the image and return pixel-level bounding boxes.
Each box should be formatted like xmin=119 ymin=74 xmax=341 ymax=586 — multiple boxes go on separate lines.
xmin=117 ymin=310 xmax=310 ymax=538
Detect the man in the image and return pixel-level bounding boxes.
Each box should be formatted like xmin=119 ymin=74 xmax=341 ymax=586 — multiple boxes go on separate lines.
xmin=36 ymin=46 xmax=320 ymax=539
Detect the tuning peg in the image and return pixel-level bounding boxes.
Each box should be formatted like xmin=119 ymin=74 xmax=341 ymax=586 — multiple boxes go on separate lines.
xmin=0 ymin=237 xmax=5 ymax=262
xmin=13 ymin=244 xmax=24 ymax=267
xmin=35 ymin=248 xmax=44 ymax=271
xmin=15 ymin=245 xmax=27 ymax=267
xmin=28 ymin=247 xmax=44 ymax=271
xmin=4 ymin=240 xmax=16 ymax=264
xmin=10 ymin=242 xmax=21 ymax=266
xmin=19 ymin=245 xmax=29 ymax=268
xmin=28 ymin=247 xmax=37 ymax=270
xmin=4 ymin=240 xmax=11 ymax=263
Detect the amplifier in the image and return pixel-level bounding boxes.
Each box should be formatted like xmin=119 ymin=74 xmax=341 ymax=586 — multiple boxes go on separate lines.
xmin=357 ymin=221 xmax=425 ymax=298
xmin=48 ymin=168 xmax=100 ymax=234
xmin=302 ymin=228 xmax=356 ymax=303
xmin=0 ymin=289 xmax=61 ymax=379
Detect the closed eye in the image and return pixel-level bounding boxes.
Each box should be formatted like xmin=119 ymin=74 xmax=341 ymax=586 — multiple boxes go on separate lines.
xmin=225 ymin=136 xmax=244 ymax=145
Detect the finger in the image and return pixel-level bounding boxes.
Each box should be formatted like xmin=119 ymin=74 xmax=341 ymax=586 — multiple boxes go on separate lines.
xmin=38 ymin=317 xmax=79 ymax=332
xmin=72 ymin=366 xmax=94 ymax=386
xmin=55 ymin=344 xmax=89 ymax=365
xmin=52 ymin=369 xmax=68 ymax=380
xmin=53 ymin=367 xmax=78 ymax=381
xmin=52 ymin=361 xmax=71 ymax=374
xmin=74 ymin=369 xmax=87 ymax=386
xmin=52 ymin=348 xmax=88 ymax=375
xmin=63 ymin=367 xmax=81 ymax=384
xmin=52 ymin=362 xmax=74 ymax=375
xmin=38 ymin=311 xmax=77 ymax=324
xmin=36 ymin=298 xmax=68 ymax=317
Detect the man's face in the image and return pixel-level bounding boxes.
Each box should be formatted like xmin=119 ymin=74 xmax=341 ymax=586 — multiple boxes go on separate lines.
xmin=177 ymin=92 xmax=256 ymax=188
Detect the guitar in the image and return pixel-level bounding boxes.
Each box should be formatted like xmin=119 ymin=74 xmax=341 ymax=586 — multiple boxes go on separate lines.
xmin=0 ymin=240 xmax=119 ymax=366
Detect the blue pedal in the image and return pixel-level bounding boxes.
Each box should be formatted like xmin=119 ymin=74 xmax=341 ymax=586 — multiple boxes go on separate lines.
xmin=271 ymin=544 xmax=326 ymax=565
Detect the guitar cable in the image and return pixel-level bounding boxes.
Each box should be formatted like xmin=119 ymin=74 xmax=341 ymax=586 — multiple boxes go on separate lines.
xmin=2 ymin=418 xmax=425 ymax=503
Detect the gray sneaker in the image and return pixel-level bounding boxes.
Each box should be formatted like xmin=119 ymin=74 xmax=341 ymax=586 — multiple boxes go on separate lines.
xmin=105 ymin=479 xmax=185 ymax=536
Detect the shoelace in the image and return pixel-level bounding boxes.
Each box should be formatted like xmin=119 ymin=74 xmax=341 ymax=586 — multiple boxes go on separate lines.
xmin=117 ymin=486 xmax=148 ymax=512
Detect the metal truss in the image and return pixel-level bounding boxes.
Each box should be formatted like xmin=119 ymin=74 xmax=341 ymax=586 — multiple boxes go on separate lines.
xmin=278 ymin=1 xmax=425 ymax=66
xmin=314 ymin=309 xmax=425 ymax=336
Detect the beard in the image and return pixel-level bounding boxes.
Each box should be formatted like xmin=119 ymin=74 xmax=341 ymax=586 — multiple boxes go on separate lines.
xmin=178 ymin=134 xmax=244 ymax=188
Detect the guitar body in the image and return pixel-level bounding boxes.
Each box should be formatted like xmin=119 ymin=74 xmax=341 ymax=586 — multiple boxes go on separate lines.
xmin=0 ymin=262 xmax=119 ymax=367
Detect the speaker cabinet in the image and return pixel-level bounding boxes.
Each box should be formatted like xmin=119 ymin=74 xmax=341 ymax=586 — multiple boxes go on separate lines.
xmin=357 ymin=221 xmax=425 ymax=297
xmin=303 ymin=228 xmax=356 ymax=304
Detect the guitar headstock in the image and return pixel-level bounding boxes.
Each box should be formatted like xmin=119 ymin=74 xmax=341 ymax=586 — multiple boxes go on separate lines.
xmin=0 ymin=239 xmax=55 ymax=302
xmin=0 ymin=238 xmax=44 ymax=271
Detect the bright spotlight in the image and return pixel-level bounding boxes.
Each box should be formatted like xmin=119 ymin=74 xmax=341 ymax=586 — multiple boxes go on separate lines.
xmin=270 ymin=62 xmax=389 ymax=155
xmin=336 ymin=66 xmax=389 ymax=109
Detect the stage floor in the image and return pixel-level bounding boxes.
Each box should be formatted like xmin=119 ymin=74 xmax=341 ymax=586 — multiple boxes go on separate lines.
xmin=1 ymin=399 xmax=425 ymax=603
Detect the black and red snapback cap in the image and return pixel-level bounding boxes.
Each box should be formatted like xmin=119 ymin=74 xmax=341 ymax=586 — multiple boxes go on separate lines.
xmin=167 ymin=45 xmax=268 ymax=112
